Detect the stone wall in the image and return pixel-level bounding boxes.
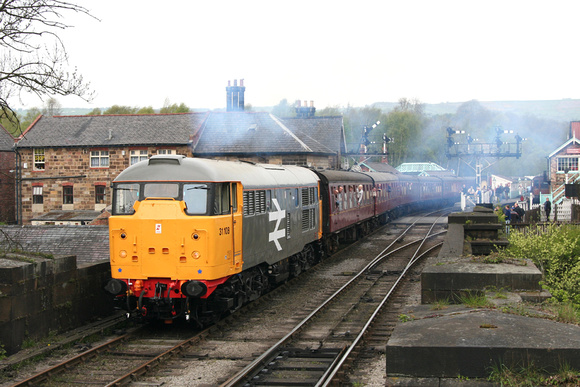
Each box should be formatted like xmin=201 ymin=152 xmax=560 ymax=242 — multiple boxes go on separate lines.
xmin=0 ymin=254 xmax=113 ymax=355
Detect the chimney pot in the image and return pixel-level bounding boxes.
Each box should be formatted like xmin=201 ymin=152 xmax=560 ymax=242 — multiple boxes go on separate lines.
xmin=310 ymin=100 xmax=314 ymax=108
xmin=234 ymin=79 xmax=238 ymax=87
xmin=297 ymin=100 xmax=301 ymax=107
xmin=240 ymin=79 xmax=244 ymax=87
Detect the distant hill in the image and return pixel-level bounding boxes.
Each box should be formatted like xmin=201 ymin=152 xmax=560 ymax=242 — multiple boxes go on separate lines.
xmin=372 ymin=99 xmax=580 ymax=122
xmin=16 ymin=99 xmax=580 ymax=123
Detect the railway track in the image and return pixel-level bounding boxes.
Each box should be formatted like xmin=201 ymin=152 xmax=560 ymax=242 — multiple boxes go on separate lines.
xmin=6 ymin=210 xmax=449 ymax=386
xmin=220 ymin=211 xmax=448 ymax=386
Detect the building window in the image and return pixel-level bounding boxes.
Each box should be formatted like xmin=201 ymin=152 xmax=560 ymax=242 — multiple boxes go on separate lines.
xmin=33 ymin=148 xmax=45 ymax=170
xmin=157 ymin=149 xmax=175 ymax=155
xmin=33 ymin=186 xmax=43 ymax=204
xmin=131 ymin=150 xmax=148 ymax=165
xmin=95 ymin=185 xmax=106 ymax=204
xmin=90 ymin=150 xmax=109 ymax=168
xmin=557 ymin=157 xmax=579 ymax=172
xmin=63 ymin=185 xmax=74 ymax=204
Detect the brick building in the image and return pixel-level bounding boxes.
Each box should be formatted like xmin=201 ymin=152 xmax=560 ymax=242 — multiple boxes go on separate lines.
xmin=15 ymin=113 xmax=207 ymax=224
xmin=0 ymin=126 xmax=16 ymax=223
xmin=546 ymin=121 xmax=580 ymax=203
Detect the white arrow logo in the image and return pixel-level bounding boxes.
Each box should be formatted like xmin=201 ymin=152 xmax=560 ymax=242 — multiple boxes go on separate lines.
xmin=268 ymin=198 xmax=286 ymax=251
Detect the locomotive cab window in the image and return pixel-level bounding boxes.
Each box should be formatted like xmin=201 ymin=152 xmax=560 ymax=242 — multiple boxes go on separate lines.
xmin=184 ymin=184 xmax=209 ymax=215
xmin=113 ymin=183 xmax=140 ymax=215
xmin=144 ymin=183 xmax=179 ymax=199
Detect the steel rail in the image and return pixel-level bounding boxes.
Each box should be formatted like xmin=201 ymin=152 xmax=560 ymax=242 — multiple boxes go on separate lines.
xmin=12 ymin=330 xmax=136 ymax=387
xmin=316 ymin=242 xmax=443 ymax=386
xmin=220 ymin=212 xmax=447 ymax=387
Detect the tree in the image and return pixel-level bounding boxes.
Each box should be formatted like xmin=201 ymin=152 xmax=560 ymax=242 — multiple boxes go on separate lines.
xmin=0 ymin=0 xmax=94 ymax=129
xmin=104 ymin=105 xmax=138 ymax=115
xmin=383 ymin=98 xmax=426 ymax=167
xmin=159 ymin=99 xmax=190 ymax=114
xmin=41 ymin=97 xmax=62 ymax=116
xmin=271 ymin=99 xmax=295 ymax=118
xmin=87 ymin=108 xmax=102 ymax=116
xmin=137 ymin=106 xmax=155 ymax=114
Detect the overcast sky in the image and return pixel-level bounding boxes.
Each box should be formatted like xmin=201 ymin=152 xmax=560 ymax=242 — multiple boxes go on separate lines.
xmin=16 ymin=0 xmax=580 ymax=111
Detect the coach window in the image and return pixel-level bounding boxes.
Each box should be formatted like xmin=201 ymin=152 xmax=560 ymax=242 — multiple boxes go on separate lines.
xmin=184 ymin=184 xmax=208 ymax=215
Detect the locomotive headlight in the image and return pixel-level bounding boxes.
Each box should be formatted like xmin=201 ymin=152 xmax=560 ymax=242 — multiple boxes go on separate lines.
xmin=192 ymin=251 xmax=201 ymax=259
xmin=181 ymin=280 xmax=207 ymax=297
xmin=119 ymin=250 xmax=127 ymax=258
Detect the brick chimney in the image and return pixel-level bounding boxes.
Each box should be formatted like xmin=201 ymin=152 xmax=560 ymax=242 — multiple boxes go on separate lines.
xmin=570 ymin=121 xmax=580 ymax=140
xmin=295 ymin=100 xmax=316 ymax=118
xmin=226 ymin=79 xmax=246 ymax=112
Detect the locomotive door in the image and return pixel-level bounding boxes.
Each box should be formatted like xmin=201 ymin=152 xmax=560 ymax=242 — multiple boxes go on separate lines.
xmin=231 ymin=182 xmax=243 ymax=270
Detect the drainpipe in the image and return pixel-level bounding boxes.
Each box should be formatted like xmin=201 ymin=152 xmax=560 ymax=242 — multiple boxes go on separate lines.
xmin=13 ymin=143 xmax=21 ymax=225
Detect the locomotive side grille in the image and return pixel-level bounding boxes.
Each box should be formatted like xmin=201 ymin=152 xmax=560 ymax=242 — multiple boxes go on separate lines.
xmin=301 ymin=208 xmax=316 ymax=231
xmin=302 ymin=187 xmax=317 ymax=206
xmin=286 ymin=213 xmax=291 ymax=238
xmin=243 ymin=191 xmax=255 ymax=216
xmin=301 ymin=209 xmax=309 ymax=231
xmin=244 ymin=190 xmax=266 ymax=216
xmin=302 ymin=188 xmax=309 ymax=206
xmin=256 ymin=190 xmax=266 ymax=214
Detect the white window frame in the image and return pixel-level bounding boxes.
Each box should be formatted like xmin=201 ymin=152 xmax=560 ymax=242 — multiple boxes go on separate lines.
xmin=131 ymin=150 xmax=148 ymax=165
xmin=157 ymin=149 xmax=175 ymax=155
xmin=32 ymin=186 xmax=43 ymax=204
xmin=90 ymin=150 xmax=109 ymax=168
xmin=33 ymin=148 xmax=45 ymax=170
xmin=557 ymin=157 xmax=579 ymax=172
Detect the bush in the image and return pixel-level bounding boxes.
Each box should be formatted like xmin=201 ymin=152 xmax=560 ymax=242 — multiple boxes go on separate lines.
xmin=498 ymin=224 xmax=580 ymax=307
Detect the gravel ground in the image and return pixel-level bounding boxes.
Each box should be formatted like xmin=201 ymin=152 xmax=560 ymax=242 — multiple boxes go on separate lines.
xmin=141 ymin=227 xmax=405 ymax=386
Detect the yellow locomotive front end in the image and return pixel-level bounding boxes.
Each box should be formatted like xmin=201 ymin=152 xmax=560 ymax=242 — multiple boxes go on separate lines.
xmin=104 ymin=157 xmax=243 ymax=323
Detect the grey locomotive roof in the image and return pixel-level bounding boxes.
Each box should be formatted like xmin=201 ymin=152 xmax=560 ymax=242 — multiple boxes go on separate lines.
xmin=0 ymin=126 xmax=15 ymax=151
xmin=16 ymin=113 xmax=207 ymax=148
xmin=191 ymin=112 xmax=344 ymax=156
xmin=114 ymin=155 xmax=319 ymax=189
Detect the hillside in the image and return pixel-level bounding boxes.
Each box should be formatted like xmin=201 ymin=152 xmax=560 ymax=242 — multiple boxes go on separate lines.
xmin=372 ymin=99 xmax=580 ymax=122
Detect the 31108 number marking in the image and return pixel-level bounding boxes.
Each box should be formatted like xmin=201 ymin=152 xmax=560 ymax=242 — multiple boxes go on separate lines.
xmin=218 ymin=227 xmax=230 ymax=235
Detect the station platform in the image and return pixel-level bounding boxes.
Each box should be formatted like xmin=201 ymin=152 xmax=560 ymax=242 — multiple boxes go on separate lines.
xmin=384 ymin=210 xmax=580 ymax=385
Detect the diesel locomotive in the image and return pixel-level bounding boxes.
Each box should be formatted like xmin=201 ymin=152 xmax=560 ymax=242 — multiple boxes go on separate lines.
xmin=104 ymin=155 xmax=467 ymax=325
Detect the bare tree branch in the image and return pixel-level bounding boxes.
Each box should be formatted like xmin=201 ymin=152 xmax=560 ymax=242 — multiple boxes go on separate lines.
xmin=0 ymin=0 xmax=95 ymax=130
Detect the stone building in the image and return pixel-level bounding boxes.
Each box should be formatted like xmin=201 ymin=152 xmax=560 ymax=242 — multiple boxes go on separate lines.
xmin=14 ymin=113 xmax=207 ymax=224
xmin=10 ymin=81 xmax=346 ymax=224
xmin=190 ymin=111 xmax=346 ymax=169
xmin=0 ymin=126 xmax=16 ymax=223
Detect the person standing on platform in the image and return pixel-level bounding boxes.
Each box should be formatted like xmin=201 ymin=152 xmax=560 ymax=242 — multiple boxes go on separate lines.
xmin=544 ymin=198 xmax=552 ymax=222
